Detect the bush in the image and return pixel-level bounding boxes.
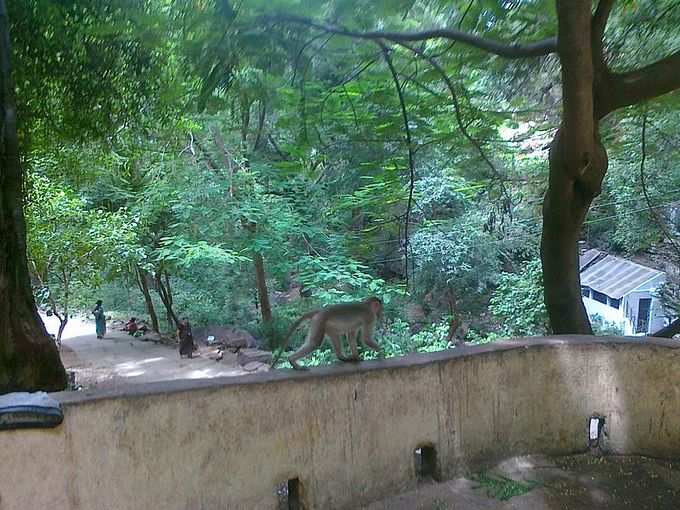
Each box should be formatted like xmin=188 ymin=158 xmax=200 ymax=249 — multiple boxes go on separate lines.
xmin=589 ymin=314 xmax=624 ymax=336
xmin=489 ymin=259 xmax=549 ymax=337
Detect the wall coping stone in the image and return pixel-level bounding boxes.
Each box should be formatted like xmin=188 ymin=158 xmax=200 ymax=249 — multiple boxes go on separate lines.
xmin=53 ymin=335 xmax=678 ymax=406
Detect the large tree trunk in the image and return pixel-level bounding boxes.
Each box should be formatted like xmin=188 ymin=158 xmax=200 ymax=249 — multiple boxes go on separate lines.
xmin=135 ymin=266 xmax=160 ymax=332
xmin=541 ymin=0 xmax=680 ymax=333
xmin=541 ymin=132 xmax=604 ymax=334
xmin=0 ymin=0 xmax=67 ymax=392
xmin=541 ymin=1 xmax=607 ymax=334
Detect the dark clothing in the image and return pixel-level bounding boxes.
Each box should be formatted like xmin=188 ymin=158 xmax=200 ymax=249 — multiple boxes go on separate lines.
xmin=178 ymin=321 xmax=194 ymax=358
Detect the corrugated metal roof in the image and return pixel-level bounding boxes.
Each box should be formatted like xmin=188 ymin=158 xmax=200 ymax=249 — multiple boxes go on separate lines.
xmin=580 ymin=254 xmax=663 ymax=299
xmin=579 ymin=249 xmax=602 ymax=270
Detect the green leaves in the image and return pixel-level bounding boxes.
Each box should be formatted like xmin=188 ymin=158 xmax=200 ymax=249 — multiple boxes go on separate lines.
xmin=25 ymin=173 xmax=139 ymax=315
xmin=156 ymin=236 xmax=249 ymax=269
xmin=489 ymin=258 xmax=548 ymax=337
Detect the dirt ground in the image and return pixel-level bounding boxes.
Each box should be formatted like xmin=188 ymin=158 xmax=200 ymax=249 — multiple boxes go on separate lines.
xmin=363 ymin=454 xmax=680 ymax=510
xmin=42 ymin=314 xmax=262 ymax=390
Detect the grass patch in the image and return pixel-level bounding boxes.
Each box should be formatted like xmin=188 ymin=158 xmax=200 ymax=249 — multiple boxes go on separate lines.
xmin=471 ymin=472 xmax=540 ymax=501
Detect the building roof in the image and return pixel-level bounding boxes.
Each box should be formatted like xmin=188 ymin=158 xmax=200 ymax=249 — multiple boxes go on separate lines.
xmin=579 ymin=249 xmax=603 ymax=270
xmin=580 ymin=252 xmax=664 ymax=299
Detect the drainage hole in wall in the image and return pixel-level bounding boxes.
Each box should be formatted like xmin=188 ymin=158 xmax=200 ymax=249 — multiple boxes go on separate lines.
xmin=414 ymin=445 xmax=439 ymax=482
xmin=277 ymin=477 xmax=303 ymax=510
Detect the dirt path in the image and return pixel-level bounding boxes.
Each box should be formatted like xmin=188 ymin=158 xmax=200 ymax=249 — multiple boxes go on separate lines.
xmin=41 ymin=314 xmax=259 ymax=390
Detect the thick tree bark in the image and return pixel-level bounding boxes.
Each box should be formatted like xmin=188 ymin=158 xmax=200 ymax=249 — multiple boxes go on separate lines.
xmin=135 ymin=266 xmax=160 ymax=333
xmin=0 ymin=0 xmax=67 ymax=392
xmin=541 ymin=1 xmax=609 ymax=334
xmin=542 ymin=132 xmax=604 ymax=334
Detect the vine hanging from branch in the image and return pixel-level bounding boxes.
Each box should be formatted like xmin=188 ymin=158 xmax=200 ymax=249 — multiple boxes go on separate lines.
xmin=378 ymin=41 xmax=416 ymax=290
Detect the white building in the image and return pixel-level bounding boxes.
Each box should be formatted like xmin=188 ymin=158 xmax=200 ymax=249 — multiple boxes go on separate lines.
xmin=580 ymin=249 xmax=668 ymax=335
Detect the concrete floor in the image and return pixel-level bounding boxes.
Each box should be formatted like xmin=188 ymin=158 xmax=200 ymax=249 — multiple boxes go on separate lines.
xmin=363 ymin=455 xmax=680 ymax=510
xmin=42 ymin=314 xmax=256 ymax=389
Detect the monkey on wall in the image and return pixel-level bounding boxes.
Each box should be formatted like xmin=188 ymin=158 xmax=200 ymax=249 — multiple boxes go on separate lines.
xmin=272 ymin=297 xmax=384 ymax=370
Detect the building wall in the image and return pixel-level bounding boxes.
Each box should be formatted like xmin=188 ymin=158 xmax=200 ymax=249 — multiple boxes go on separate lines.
xmin=582 ymin=273 xmax=668 ymax=335
xmin=582 ymin=296 xmax=628 ymax=332
xmin=1 ymin=337 xmax=680 ymax=510
xmin=624 ymin=290 xmax=666 ymax=335
xmin=631 ymin=274 xmax=668 ymax=334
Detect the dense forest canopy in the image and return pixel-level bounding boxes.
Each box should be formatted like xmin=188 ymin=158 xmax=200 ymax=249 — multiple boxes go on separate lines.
xmin=1 ymin=0 xmax=679 ymax=390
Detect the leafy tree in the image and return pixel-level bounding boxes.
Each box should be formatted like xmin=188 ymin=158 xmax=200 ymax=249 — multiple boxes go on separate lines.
xmin=25 ymin=175 xmax=138 ymax=343
xmin=252 ymin=0 xmax=680 ymax=335
xmin=0 ymin=0 xmax=65 ymax=391
xmin=1 ymin=0 xmax=171 ymax=389
xmin=489 ymin=258 xmax=548 ymax=337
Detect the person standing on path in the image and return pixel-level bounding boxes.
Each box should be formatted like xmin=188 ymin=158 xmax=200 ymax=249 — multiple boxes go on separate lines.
xmin=177 ymin=318 xmax=195 ymax=358
xmin=92 ymin=300 xmax=106 ymax=339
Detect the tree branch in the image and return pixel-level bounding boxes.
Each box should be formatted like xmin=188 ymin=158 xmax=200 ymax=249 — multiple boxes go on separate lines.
xmin=378 ymin=42 xmax=415 ymax=289
xmin=556 ymin=0 xmax=595 ymax=170
xmin=600 ymin=49 xmax=680 ymax=117
xmin=264 ymin=14 xmax=557 ymax=59
xmin=592 ymin=0 xmax=615 ymax=65
xmin=395 ymin=41 xmax=507 ymax=196
xmin=639 ymin=112 xmax=680 ymax=260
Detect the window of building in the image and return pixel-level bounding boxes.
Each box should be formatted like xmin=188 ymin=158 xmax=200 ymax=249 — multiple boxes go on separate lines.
xmin=581 ymin=286 xmax=591 ymax=298
xmin=592 ymin=290 xmax=608 ymax=304
xmin=608 ymin=297 xmax=621 ymax=309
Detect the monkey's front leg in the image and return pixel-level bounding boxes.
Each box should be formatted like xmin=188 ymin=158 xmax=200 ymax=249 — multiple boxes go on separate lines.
xmin=362 ymin=328 xmax=385 ymax=358
xmin=347 ymin=329 xmax=361 ymax=361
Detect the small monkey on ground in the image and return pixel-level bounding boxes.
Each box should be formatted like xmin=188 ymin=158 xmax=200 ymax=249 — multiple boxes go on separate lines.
xmin=272 ymin=297 xmax=384 ymax=370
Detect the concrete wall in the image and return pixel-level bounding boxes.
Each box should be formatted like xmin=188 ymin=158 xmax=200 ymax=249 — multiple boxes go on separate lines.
xmin=2 ymin=337 xmax=680 ymax=510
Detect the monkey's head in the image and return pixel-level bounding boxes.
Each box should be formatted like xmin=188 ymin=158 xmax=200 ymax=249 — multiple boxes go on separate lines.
xmin=366 ymin=296 xmax=384 ymax=321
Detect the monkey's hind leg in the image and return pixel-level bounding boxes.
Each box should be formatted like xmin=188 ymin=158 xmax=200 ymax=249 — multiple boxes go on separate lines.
xmin=329 ymin=333 xmax=352 ymax=362
xmin=288 ymin=330 xmax=324 ymax=370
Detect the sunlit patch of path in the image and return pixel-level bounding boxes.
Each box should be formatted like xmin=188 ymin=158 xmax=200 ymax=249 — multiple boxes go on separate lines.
xmin=40 ymin=313 xmax=257 ymax=389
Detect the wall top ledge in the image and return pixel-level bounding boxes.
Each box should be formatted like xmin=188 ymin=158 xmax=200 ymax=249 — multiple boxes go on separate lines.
xmin=53 ymin=335 xmax=678 ymax=406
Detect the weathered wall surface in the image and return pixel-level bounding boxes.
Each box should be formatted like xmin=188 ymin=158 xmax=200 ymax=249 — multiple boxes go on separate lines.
xmin=1 ymin=336 xmax=679 ymax=510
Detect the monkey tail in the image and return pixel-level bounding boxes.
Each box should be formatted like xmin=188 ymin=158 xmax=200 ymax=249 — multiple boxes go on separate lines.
xmin=270 ymin=310 xmax=319 ymax=368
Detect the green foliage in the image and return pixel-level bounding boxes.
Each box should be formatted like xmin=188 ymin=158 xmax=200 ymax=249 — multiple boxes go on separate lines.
xmin=296 ymin=255 xmax=403 ymax=305
xmin=412 ymin=211 xmax=501 ymax=309
xmin=471 ymin=472 xmax=540 ymax=501
xmin=25 ymin=174 xmax=138 ymax=335
xmin=658 ymin=274 xmax=680 ymax=321
xmin=489 ymin=258 xmax=548 ymax=337
xmin=465 ymin=329 xmax=503 ymax=345
xmin=589 ymin=314 xmax=625 ymax=336
xmin=15 ymin=0 xmax=680 ymax=349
